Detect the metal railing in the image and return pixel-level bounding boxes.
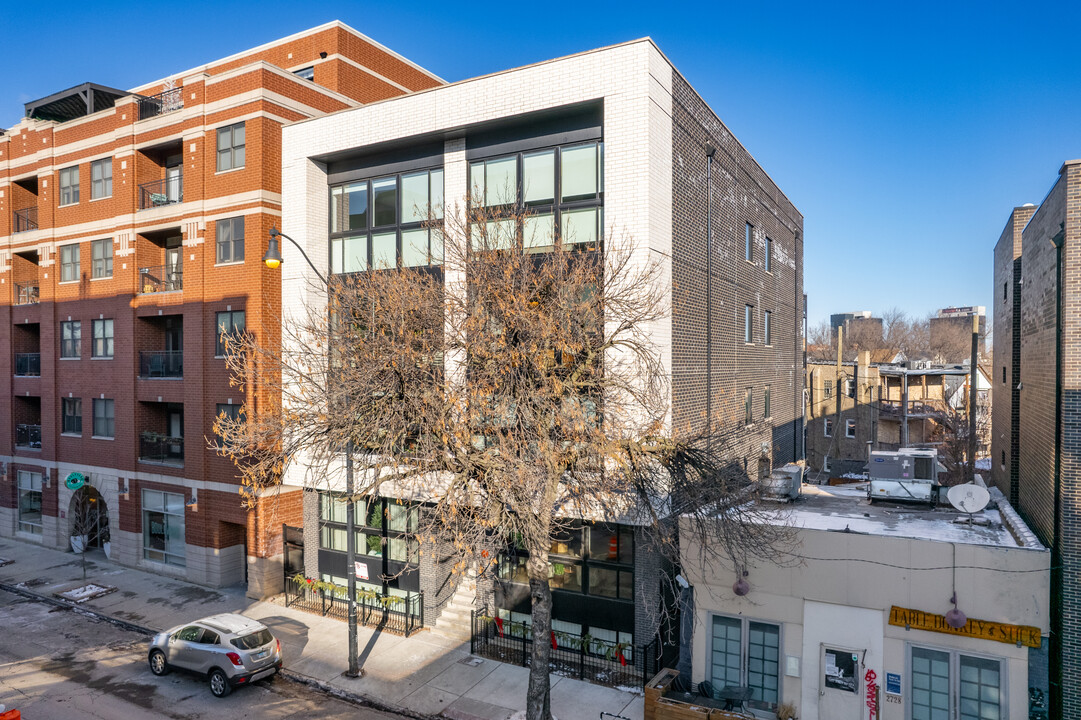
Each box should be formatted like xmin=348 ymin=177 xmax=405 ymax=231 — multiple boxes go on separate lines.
xmin=139 ymin=433 xmax=184 ymax=465
xmin=471 ymin=606 xmax=660 ymax=690
xmin=138 ymin=87 xmax=184 ymax=120
xmin=15 ymin=424 xmax=42 ymax=449
xmin=15 ymin=353 xmax=40 ymax=376
xmin=14 ymin=283 xmax=39 ymax=305
xmin=138 ymin=176 xmax=183 ymax=209
xmin=139 ymin=350 xmax=183 ymax=378
xmin=283 ymin=577 xmax=425 ymax=637
xmin=13 ymin=207 xmax=38 ymax=233
xmin=139 ymin=265 xmax=182 ymax=293
xmin=879 ymin=399 xmax=949 ymax=418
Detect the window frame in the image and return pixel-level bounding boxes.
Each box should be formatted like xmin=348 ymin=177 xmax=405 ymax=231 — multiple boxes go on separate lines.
xmin=90 ymin=158 xmax=112 ymax=200
xmin=60 ymin=243 xmax=80 ymax=282
xmin=745 ymin=387 xmax=753 ymax=424
xmin=824 ymin=418 xmax=833 ymax=437
xmin=215 ymin=310 xmax=246 ymax=357
xmin=91 ymin=238 xmax=113 ymax=278
xmin=17 ymin=470 xmax=43 ymax=534
xmin=707 ymin=612 xmax=782 ymax=714
xmin=744 ymin=304 xmax=754 ymax=343
xmin=62 ymin=397 xmax=83 ymax=435
xmin=764 ymin=385 xmax=771 ymax=420
xmin=92 ymin=398 xmax=115 ymax=438
xmin=60 ymin=320 xmax=81 ymax=358
xmin=845 ymin=419 xmax=856 ymax=438
xmin=329 ymin=166 xmax=446 ymax=273
xmin=216 ymin=122 xmax=246 ymax=172
xmin=765 ymin=236 xmax=773 ymax=273
xmin=215 ymin=216 xmax=245 ymax=264
xmin=92 ymin=319 xmax=114 ymax=359
xmin=744 ymin=222 xmax=753 ymax=262
xmin=215 ymin=403 xmax=241 ymax=447
xmin=906 ymin=643 xmax=1007 ymax=720
xmin=764 ymin=310 xmax=772 ymax=346
xmin=59 ymin=165 xmax=80 ymax=206
xmin=142 ymin=489 xmax=186 ymax=566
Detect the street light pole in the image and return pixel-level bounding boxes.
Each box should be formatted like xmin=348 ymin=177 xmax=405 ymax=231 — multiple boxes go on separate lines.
xmin=264 ymin=226 xmax=362 ymax=678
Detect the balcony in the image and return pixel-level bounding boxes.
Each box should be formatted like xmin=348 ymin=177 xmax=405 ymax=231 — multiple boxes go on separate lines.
xmin=14 ymin=283 xmax=39 ymax=305
xmin=879 ymin=399 xmax=948 ymax=419
xmin=139 ymin=350 xmax=183 ymax=378
xmin=139 ymin=265 xmax=183 ymax=293
xmin=15 ymin=353 xmax=41 ymax=377
xmin=139 ymin=432 xmax=184 ymax=466
xmin=138 ymin=176 xmax=183 ymax=210
xmin=137 ymin=87 xmax=184 ymax=120
xmin=13 ymin=207 xmax=38 ymax=233
xmin=16 ymin=424 xmax=42 ymax=449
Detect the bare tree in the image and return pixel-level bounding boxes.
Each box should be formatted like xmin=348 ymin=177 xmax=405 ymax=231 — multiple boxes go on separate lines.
xmin=807 ymin=319 xmax=834 ymax=361
xmin=217 ymin=199 xmax=793 ymax=720
xmin=69 ymin=487 xmax=97 ymax=581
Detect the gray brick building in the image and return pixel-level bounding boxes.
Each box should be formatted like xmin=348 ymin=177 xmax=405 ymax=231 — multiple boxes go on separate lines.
xmin=991 ymin=159 xmax=1081 ymax=719
xmin=278 ymin=39 xmax=803 ymax=662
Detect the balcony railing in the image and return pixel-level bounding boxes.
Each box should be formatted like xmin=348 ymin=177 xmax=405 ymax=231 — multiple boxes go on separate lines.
xmin=879 ymin=399 xmax=949 ymax=418
xmin=139 ymin=265 xmax=183 ymax=293
xmin=139 ymin=350 xmax=183 ymax=378
xmin=15 ymin=353 xmax=41 ymax=377
xmin=14 ymin=283 xmax=39 ymax=305
xmin=138 ymin=87 xmax=184 ymax=120
xmin=13 ymin=207 xmax=38 ymax=233
xmin=139 ymin=433 xmax=184 ymax=466
xmin=138 ymin=176 xmax=183 ymax=209
xmin=16 ymin=424 xmax=42 ymax=449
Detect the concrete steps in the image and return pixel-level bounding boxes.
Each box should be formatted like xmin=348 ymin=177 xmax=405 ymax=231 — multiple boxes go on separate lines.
xmin=432 ymin=568 xmax=478 ymax=642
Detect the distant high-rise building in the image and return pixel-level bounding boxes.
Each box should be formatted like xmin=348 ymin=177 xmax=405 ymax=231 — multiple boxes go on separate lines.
xmin=830 ymin=311 xmax=883 ymax=346
xmin=929 ymin=306 xmax=986 ymax=362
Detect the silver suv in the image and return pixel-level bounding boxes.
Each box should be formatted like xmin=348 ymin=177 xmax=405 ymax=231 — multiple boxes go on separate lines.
xmin=147 ymin=613 xmax=283 ymax=697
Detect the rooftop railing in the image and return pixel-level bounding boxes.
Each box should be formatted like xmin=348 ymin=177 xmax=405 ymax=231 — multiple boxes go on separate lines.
xmin=137 ymin=87 xmax=184 ymax=120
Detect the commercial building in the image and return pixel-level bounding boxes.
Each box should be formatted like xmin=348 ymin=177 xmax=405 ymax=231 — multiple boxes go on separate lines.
xmin=830 ymin=310 xmax=882 ymax=346
xmin=278 ymin=39 xmax=804 ymax=649
xmin=929 ymin=306 xmax=986 ymax=363
xmin=681 ymin=482 xmax=1050 ymax=720
xmin=0 ymin=22 xmax=441 ymax=595
xmin=991 ymin=159 xmax=1081 ymax=718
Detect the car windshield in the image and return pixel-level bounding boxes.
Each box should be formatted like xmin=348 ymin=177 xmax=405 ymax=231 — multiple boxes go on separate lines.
xmin=230 ymin=629 xmax=273 ymax=650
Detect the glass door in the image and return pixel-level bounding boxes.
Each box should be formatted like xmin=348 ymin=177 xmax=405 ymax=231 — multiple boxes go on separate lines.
xmin=165 ymin=236 xmax=182 ymax=291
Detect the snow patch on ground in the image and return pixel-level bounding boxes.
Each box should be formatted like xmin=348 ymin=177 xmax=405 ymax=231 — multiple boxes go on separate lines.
xmin=56 ymin=583 xmax=116 ymax=603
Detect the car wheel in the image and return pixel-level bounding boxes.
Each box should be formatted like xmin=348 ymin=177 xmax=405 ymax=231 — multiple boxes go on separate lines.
xmin=148 ymin=650 xmax=169 ymax=676
xmin=209 ymin=668 xmax=232 ymax=698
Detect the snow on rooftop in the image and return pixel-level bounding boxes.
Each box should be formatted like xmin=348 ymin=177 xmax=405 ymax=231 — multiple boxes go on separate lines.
xmin=782 ymin=483 xmax=1027 ymax=548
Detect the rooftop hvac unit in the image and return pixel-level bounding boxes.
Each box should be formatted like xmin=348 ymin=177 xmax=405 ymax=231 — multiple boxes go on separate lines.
xmin=762 ymin=463 xmax=803 ymax=501
xmin=867 ymin=448 xmax=940 ymax=505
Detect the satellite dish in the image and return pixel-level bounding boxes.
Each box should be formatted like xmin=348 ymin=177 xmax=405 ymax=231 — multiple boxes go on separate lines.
xmin=947 ymin=483 xmax=990 ymax=514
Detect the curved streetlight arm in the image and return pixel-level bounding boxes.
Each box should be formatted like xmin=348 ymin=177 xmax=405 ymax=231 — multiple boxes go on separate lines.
xmin=266 ymin=226 xmax=328 ymax=287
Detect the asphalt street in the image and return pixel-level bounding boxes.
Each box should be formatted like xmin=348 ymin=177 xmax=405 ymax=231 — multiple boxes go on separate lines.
xmin=0 ymin=589 xmax=409 ymax=719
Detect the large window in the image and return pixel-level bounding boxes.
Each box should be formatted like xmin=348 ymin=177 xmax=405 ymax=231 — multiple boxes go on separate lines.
xmin=744 ymin=305 xmax=754 ymax=343
xmin=62 ymin=397 xmax=82 ymax=435
xmin=60 ymin=320 xmax=81 ymax=358
xmin=216 ymin=122 xmax=245 ymax=171
xmin=143 ymin=489 xmax=186 ymax=566
xmin=215 ymin=310 xmax=245 ymax=356
xmin=92 ymin=319 xmax=114 ymax=358
xmin=710 ymin=615 xmax=780 ymax=713
xmin=318 ymin=494 xmax=420 ymax=590
xmin=329 ymin=167 xmax=444 ymax=273
xmin=93 ymin=398 xmax=115 ymax=438
xmin=91 ymin=239 xmax=113 ymax=278
xmin=60 ymin=166 xmax=80 ymax=206
xmin=60 ymin=244 xmax=80 ymax=282
xmin=910 ymin=646 xmax=1003 ymax=720
xmin=498 ymin=521 xmax=633 ymax=601
xmin=468 ymin=141 xmax=603 ymax=252
xmin=91 ymin=158 xmax=112 ymax=199
xmin=764 ymin=310 xmax=772 ymax=345
xmin=216 ymin=216 xmax=245 ymax=264
xmin=17 ymin=471 xmax=43 ymax=535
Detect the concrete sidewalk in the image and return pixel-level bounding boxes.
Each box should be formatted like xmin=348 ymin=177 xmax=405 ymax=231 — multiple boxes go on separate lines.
xmin=0 ymin=538 xmax=643 ymax=720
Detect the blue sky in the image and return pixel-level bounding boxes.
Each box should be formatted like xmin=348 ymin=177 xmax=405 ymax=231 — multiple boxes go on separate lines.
xmin=2 ymin=1 xmax=1078 ymax=328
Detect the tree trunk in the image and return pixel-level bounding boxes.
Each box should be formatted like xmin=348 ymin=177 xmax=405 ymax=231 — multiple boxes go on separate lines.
xmin=526 ymin=557 xmax=553 ymax=720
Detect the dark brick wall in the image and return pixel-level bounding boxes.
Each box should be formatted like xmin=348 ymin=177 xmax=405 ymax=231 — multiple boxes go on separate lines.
xmin=670 ymin=73 xmax=804 ymax=476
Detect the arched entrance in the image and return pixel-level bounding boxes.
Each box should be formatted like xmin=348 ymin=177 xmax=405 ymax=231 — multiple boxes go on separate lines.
xmin=68 ymin=485 xmax=110 ymax=550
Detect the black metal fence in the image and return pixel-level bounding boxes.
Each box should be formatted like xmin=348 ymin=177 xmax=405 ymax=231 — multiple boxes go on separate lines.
xmin=138 ymin=176 xmax=183 ymax=209
xmin=139 ymin=350 xmax=184 ymax=378
xmin=15 ymin=353 xmax=40 ymax=376
xmin=14 ymin=283 xmax=39 ymax=305
xmin=138 ymin=87 xmax=184 ymax=120
xmin=283 ymin=578 xmax=425 ymax=637
xmin=470 ymin=608 xmax=660 ymax=689
xmin=139 ymin=265 xmax=183 ymax=293
xmin=13 ymin=207 xmax=37 ymax=233
xmin=15 ymin=424 xmax=42 ymax=449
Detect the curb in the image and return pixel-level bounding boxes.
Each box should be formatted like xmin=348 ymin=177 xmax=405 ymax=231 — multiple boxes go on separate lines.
xmin=0 ymin=581 xmax=437 ymax=720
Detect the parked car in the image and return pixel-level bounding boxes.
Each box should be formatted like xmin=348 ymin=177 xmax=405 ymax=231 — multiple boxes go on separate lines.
xmin=147 ymin=613 xmax=282 ymax=697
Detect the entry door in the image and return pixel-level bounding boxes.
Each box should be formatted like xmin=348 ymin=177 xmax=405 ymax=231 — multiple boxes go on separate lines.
xmin=165 ymin=156 xmax=182 ymax=202
xmin=165 ymin=237 xmax=182 ymax=290
xmin=168 ymin=409 xmax=183 ymax=458
xmin=819 ymin=645 xmax=863 ymax=719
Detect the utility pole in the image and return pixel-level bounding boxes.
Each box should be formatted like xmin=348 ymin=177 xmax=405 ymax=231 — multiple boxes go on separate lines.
xmin=344 ymin=440 xmax=362 ymax=678
xmin=834 ymin=327 xmax=843 ymax=464
xmin=968 ymin=314 xmax=979 ymax=482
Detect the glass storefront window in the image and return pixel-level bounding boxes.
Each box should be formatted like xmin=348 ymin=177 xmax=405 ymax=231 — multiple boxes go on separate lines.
xmin=142 ymin=489 xmax=186 ymax=566
xmin=17 ymin=471 xmax=42 ymax=534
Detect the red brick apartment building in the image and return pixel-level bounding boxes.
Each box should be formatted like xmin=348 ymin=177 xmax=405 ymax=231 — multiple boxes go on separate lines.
xmin=0 ymin=22 xmax=441 ymax=596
